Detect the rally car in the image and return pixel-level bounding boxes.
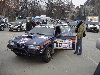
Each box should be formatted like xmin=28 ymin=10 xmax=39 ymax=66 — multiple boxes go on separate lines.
xmin=7 ymin=24 xmax=76 ymax=63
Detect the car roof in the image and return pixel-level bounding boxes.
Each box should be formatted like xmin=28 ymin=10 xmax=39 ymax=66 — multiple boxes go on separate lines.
xmin=36 ymin=24 xmax=54 ymax=28
xmin=54 ymin=24 xmax=69 ymax=27
xmin=37 ymin=23 xmax=70 ymax=28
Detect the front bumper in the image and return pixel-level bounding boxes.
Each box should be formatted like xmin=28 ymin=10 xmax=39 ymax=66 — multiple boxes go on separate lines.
xmin=7 ymin=44 xmax=44 ymax=56
xmin=9 ymin=27 xmax=18 ymax=31
xmin=87 ymin=27 xmax=99 ymax=31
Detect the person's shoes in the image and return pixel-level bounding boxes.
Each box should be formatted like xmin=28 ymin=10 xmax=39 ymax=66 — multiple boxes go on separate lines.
xmin=77 ymin=53 xmax=81 ymax=55
xmin=74 ymin=52 xmax=78 ymax=54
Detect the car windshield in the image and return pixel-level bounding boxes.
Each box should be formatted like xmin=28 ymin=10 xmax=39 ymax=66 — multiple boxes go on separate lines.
xmin=29 ymin=27 xmax=54 ymax=36
xmin=69 ymin=21 xmax=77 ymax=25
xmin=87 ymin=22 xmax=99 ymax=25
xmin=15 ymin=19 xmax=26 ymax=23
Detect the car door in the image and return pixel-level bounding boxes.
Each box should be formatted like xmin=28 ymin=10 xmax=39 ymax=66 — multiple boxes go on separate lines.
xmin=54 ymin=25 xmax=76 ymax=50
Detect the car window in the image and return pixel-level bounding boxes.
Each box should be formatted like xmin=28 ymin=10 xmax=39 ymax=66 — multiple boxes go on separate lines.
xmin=60 ymin=26 xmax=70 ymax=34
xmin=23 ymin=19 xmax=27 ymax=23
xmin=60 ymin=26 xmax=73 ymax=36
xmin=69 ymin=22 xmax=77 ymax=25
xmin=15 ymin=20 xmax=23 ymax=23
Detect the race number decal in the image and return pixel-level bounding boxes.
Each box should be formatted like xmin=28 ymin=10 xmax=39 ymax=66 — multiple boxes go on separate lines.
xmin=54 ymin=43 xmax=62 ymax=48
xmin=54 ymin=39 xmax=72 ymax=49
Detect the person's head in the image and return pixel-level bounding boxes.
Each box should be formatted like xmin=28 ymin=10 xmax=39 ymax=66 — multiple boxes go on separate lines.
xmin=77 ymin=20 xmax=83 ymax=25
xmin=76 ymin=20 xmax=83 ymax=28
xmin=27 ymin=20 xmax=30 ymax=22
xmin=27 ymin=18 xmax=32 ymax=22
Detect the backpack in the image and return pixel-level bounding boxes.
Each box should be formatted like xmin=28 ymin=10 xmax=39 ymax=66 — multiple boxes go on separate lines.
xmin=83 ymin=31 xmax=86 ymax=37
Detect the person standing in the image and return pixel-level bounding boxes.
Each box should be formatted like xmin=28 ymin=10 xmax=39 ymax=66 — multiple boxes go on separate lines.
xmin=74 ymin=21 xmax=85 ymax=55
xmin=25 ymin=19 xmax=33 ymax=33
xmin=55 ymin=26 xmax=61 ymax=38
xmin=32 ymin=21 xmax=36 ymax=28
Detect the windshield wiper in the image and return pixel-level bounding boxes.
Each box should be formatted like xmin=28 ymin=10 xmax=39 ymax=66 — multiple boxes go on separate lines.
xmin=36 ymin=33 xmax=45 ymax=35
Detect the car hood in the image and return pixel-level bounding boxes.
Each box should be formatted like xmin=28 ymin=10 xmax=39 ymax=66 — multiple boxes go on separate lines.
xmin=13 ymin=34 xmax=54 ymax=45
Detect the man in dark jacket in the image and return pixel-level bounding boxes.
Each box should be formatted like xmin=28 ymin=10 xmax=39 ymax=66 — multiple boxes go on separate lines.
xmin=74 ymin=21 xmax=85 ymax=55
xmin=25 ymin=20 xmax=33 ymax=33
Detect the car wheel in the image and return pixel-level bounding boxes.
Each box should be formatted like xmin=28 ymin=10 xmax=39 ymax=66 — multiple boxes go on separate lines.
xmin=42 ymin=47 xmax=52 ymax=63
xmin=17 ymin=27 xmax=21 ymax=32
xmin=96 ymin=30 xmax=99 ymax=33
xmin=0 ymin=26 xmax=4 ymax=31
xmin=14 ymin=52 xmax=23 ymax=56
xmin=9 ymin=29 xmax=13 ymax=31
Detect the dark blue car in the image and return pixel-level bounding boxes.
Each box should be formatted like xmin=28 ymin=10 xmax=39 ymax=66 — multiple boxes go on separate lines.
xmin=7 ymin=24 xmax=76 ymax=63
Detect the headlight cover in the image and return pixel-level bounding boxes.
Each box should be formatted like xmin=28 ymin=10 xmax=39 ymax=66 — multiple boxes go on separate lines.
xmin=28 ymin=45 xmax=40 ymax=50
xmin=96 ymin=25 xmax=99 ymax=29
xmin=9 ymin=40 xmax=14 ymax=45
xmin=14 ymin=26 xmax=18 ymax=28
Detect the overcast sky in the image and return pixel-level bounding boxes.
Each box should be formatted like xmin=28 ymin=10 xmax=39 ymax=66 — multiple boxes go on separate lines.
xmin=72 ymin=0 xmax=87 ymax=7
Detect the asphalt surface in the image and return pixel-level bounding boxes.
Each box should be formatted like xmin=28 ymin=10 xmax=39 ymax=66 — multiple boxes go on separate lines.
xmin=0 ymin=28 xmax=100 ymax=75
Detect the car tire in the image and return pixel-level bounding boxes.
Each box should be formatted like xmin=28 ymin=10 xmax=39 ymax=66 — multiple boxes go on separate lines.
xmin=0 ymin=26 xmax=4 ymax=31
xmin=9 ymin=29 xmax=13 ymax=31
xmin=42 ymin=47 xmax=52 ymax=63
xmin=96 ymin=30 xmax=99 ymax=33
xmin=17 ymin=27 xmax=21 ymax=32
xmin=14 ymin=52 xmax=23 ymax=56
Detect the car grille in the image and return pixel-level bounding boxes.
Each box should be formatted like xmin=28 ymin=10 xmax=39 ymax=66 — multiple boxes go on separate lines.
xmin=17 ymin=44 xmax=27 ymax=49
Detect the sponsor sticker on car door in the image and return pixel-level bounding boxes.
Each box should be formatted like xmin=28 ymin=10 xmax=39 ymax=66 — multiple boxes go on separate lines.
xmin=54 ymin=36 xmax=76 ymax=50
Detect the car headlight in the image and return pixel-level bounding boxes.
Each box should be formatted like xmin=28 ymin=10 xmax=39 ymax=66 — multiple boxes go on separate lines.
xmin=9 ymin=40 xmax=14 ymax=45
xmin=96 ymin=25 xmax=99 ymax=28
xmin=28 ymin=45 xmax=40 ymax=49
xmin=18 ymin=25 xmax=20 ymax=26
xmin=10 ymin=25 xmax=13 ymax=27
xmin=14 ymin=26 xmax=18 ymax=28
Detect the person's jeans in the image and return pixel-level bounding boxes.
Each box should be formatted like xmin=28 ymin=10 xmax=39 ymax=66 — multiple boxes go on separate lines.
xmin=75 ymin=37 xmax=82 ymax=54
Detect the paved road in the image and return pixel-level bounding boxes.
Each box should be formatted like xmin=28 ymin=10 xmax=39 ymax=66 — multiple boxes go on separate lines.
xmin=0 ymin=28 xmax=100 ymax=75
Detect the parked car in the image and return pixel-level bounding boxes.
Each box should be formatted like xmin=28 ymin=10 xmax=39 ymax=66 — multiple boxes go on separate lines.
xmin=86 ymin=22 xmax=99 ymax=33
xmin=7 ymin=24 xmax=76 ymax=63
xmin=8 ymin=19 xmax=27 ymax=31
xmin=0 ymin=23 xmax=5 ymax=31
xmin=0 ymin=19 xmax=8 ymax=31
